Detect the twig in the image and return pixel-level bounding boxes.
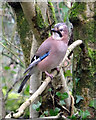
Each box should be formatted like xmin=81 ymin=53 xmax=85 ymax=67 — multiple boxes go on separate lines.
xmin=2 ymin=35 xmax=22 ymax=51
xmin=2 ymin=52 xmax=24 ymax=67
xmin=4 ymin=76 xmax=24 ymax=102
xmin=5 ymin=40 xmax=83 ymax=118
xmin=70 ymin=94 xmax=75 ymax=116
xmin=0 ymin=41 xmax=24 ymax=66
xmin=38 ymin=112 xmax=70 ymax=120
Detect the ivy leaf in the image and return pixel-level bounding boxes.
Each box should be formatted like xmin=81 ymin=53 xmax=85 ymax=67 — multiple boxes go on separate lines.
xmin=44 ymin=111 xmax=49 ymax=116
xmin=89 ymin=99 xmax=96 ymax=109
xmin=56 ymin=92 xmax=61 ymax=97
xmin=59 ymin=100 xmax=65 ymax=106
xmin=61 ymin=92 xmax=69 ymax=100
xmin=48 ymin=88 xmax=52 ymax=92
xmin=56 ymin=92 xmax=68 ymax=100
xmin=75 ymin=78 xmax=80 ymax=85
xmin=32 ymin=101 xmax=41 ymax=111
xmin=49 ymin=107 xmax=60 ymax=116
xmin=76 ymin=95 xmax=83 ymax=104
xmin=79 ymin=110 xmax=90 ymax=119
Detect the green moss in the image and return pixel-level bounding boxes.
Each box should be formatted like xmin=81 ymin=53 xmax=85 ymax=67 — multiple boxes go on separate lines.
xmin=88 ymin=48 xmax=96 ymax=76
xmin=69 ymin=2 xmax=86 ymax=22
xmin=48 ymin=1 xmax=57 ymax=23
xmin=85 ymin=21 xmax=95 ymax=43
xmin=16 ymin=9 xmax=30 ymax=40
xmin=35 ymin=4 xmax=46 ymax=30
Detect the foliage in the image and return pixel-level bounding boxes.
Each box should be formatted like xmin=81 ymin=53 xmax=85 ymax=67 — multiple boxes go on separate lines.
xmin=79 ymin=110 xmax=90 ymax=119
xmin=56 ymin=92 xmax=69 ymax=100
xmin=32 ymin=101 xmax=42 ymax=111
xmin=64 ymin=70 xmax=72 ymax=78
xmin=76 ymin=95 xmax=83 ymax=104
xmin=89 ymin=99 xmax=96 ymax=109
xmin=49 ymin=107 xmax=60 ymax=116
xmin=69 ymin=2 xmax=86 ymax=22
xmin=59 ymin=2 xmax=69 ymax=22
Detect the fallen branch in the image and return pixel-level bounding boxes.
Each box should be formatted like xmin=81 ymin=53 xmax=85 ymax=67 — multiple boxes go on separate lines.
xmin=5 ymin=40 xmax=83 ymax=118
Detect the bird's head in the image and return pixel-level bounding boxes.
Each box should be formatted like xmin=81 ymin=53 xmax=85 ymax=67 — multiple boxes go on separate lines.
xmin=51 ymin=23 xmax=68 ymax=41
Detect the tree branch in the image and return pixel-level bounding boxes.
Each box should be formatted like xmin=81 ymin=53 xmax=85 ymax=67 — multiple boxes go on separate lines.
xmin=5 ymin=40 xmax=83 ymax=118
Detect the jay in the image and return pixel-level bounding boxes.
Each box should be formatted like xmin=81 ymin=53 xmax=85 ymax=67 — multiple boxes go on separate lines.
xmin=18 ymin=23 xmax=68 ymax=93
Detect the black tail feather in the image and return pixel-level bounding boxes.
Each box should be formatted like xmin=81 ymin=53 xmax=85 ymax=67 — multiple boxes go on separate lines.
xmin=18 ymin=74 xmax=31 ymax=93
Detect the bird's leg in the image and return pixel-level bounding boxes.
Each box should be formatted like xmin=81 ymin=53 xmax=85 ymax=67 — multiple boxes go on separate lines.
xmin=56 ymin=67 xmax=60 ymax=73
xmin=45 ymin=71 xmax=53 ymax=79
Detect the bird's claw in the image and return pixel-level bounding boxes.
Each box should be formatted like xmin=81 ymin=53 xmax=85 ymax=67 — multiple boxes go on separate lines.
xmin=45 ymin=71 xmax=53 ymax=79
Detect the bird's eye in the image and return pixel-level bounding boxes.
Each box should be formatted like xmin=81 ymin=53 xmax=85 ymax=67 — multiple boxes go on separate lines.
xmin=60 ymin=29 xmax=63 ymax=31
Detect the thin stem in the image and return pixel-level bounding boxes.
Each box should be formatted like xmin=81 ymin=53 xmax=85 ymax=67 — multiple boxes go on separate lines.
xmin=0 ymin=41 xmax=24 ymax=66
xmin=2 ymin=35 xmax=22 ymax=51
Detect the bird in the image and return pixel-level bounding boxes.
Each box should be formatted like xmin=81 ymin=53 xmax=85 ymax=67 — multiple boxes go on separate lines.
xmin=18 ymin=23 xmax=69 ymax=93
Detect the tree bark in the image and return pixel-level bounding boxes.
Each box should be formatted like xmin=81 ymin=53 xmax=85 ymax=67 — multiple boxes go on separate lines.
xmin=0 ymin=2 xmax=6 ymax=118
xmin=70 ymin=2 xmax=96 ymax=115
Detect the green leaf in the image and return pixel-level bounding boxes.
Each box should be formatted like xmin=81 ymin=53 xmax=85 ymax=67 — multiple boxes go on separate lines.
xmin=89 ymin=99 xmax=96 ymax=109
xmin=49 ymin=107 xmax=60 ymax=116
xmin=61 ymin=92 xmax=69 ymax=100
xmin=56 ymin=92 xmax=61 ymax=97
xmin=79 ymin=110 xmax=90 ymax=119
xmin=4 ymin=66 xmax=10 ymax=70
xmin=59 ymin=2 xmax=64 ymax=8
xmin=11 ymin=70 xmax=16 ymax=74
xmin=76 ymin=95 xmax=83 ymax=104
xmin=8 ymin=92 xmax=20 ymax=99
xmin=32 ymin=101 xmax=41 ymax=111
xmin=64 ymin=70 xmax=72 ymax=78
xmin=75 ymin=78 xmax=80 ymax=85
xmin=48 ymin=88 xmax=52 ymax=92
xmin=44 ymin=111 xmax=49 ymax=116
xmin=56 ymin=92 xmax=68 ymax=100
xmin=59 ymin=100 xmax=65 ymax=106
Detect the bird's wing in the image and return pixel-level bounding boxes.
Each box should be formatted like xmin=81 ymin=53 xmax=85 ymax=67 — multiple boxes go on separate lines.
xmin=24 ymin=52 xmax=50 ymax=74
xmin=35 ymin=37 xmax=52 ymax=56
xmin=24 ymin=37 xmax=52 ymax=74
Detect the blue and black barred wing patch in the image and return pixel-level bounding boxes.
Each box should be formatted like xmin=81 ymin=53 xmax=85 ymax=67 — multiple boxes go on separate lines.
xmin=24 ymin=52 xmax=50 ymax=74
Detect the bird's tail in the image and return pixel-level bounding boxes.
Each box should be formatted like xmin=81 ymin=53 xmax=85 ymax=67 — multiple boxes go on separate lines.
xmin=18 ymin=74 xmax=31 ymax=93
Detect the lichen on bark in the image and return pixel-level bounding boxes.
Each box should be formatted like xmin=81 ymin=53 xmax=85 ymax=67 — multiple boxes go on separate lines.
xmin=15 ymin=7 xmax=32 ymax=67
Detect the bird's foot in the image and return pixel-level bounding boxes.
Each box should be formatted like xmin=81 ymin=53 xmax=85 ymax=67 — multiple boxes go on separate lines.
xmin=45 ymin=71 xmax=53 ymax=79
xmin=56 ymin=67 xmax=60 ymax=73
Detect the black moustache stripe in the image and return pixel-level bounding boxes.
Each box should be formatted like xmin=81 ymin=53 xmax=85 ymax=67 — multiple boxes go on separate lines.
xmin=51 ymin=30 xmax=62 ymax=37
xmin=56 ymin=31 xmax=62 ymax=37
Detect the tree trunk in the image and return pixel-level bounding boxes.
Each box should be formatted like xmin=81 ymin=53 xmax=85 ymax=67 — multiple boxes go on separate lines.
xmin=0 ymin=2 xmax=6 ymax=118
xmin=70 ymin=2 xmax=96 ymax=116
